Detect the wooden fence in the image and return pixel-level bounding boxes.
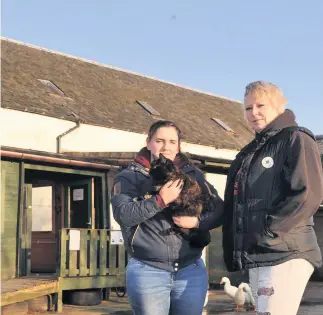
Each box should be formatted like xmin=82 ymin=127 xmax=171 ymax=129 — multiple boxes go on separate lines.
xmin=59 ymin=229 xmax=127 ymax=278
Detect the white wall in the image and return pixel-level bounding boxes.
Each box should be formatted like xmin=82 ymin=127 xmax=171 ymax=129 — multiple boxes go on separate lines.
xmin=2 ymin=108 xmax=231 ymax=231
xmin=2 ymin=108 xmax=230 ymax=230
xmin=1 ymin=109 xmax=238 ymax=160
xmin=205 ymin=173 xmax=227 ymax=199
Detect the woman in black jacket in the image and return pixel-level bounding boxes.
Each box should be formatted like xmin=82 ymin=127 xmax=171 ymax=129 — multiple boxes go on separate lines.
xmin=111 ymin=120 xmax=223 ymax=315
xmin=222 ymin=81 xmax=323 ymax=315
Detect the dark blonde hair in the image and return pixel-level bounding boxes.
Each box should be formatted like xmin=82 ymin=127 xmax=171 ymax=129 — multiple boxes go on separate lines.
xmin=244 ymin=80 xmax=287 ymax=107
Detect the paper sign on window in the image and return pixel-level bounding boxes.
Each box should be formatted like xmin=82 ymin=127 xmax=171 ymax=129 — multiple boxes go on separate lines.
xmin=69 ymin=230 xmax=80 ymax=250
xmin=110 ymin=230 xmax=124 ymax=245
xmin=73 ymin=188 xmax=84 ymax=201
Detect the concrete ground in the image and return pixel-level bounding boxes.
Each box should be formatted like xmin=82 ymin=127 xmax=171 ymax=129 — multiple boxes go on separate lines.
xmin=24 ymin=280 xmax=322 ymax=315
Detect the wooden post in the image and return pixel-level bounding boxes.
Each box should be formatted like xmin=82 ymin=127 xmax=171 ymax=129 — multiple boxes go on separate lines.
xmin=102 ymin=173 xmax=108 ymax=229
xmin=25 ymin=184 xmax=32 ymax=276
xmin=99 ymin=230 xmax=108 ymax=275
xmin=108 ymin=232 xmax=117 ymax=275
xmin=56 ymin=285 xmax=63 ymax=313
xmin=89 ymin=230 xmax=98 ymax=276
xmin=91 ymin=179 xmax=95 ymax=229
xmin=60 ymin=230 xmax=67 ymax=277
xmin=118 ymin=245 xmax=126 ymax=274
xmin=79 ymin=229 xmax=88 ymax=276
xmin=68 ymin=249 xmax=78 ymax=277
xmin=16 ymin=162 xmax=25 ymax=277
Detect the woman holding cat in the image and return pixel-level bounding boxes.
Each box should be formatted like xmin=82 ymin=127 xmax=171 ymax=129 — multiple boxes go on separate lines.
xmin=111 ymin=120 xmax=224 ymax=315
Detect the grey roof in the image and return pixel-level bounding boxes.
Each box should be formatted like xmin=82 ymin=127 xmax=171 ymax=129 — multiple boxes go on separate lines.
xmin=1 ymin=38 xmax=254 ymax=150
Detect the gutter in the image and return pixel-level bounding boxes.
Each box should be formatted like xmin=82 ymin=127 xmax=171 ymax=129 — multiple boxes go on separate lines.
xmin=57 ymin=121 xmax=81 ymax=153
xmin=0 ymin=150 xmax=119 ymax=170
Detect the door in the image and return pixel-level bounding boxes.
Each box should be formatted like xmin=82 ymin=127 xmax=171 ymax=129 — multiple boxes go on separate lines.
xmin=30 ymin=184 xmax=57 ymax=273
xmin=65 ymin=179 xmax=93 ymax=229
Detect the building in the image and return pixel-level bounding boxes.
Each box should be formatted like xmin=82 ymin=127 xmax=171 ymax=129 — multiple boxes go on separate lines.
xmin=1 ymin=37 xmax=253 ymax=311
xmin=3 ymin=37 xmax=321 ymax=312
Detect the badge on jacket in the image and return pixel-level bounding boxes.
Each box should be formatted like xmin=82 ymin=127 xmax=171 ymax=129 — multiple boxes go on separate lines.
xmin=262 ymin=157 xmax=274 ymax=168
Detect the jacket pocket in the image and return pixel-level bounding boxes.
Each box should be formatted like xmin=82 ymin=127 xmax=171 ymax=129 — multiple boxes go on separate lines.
xmin=257 ymin=235 xmax=289 ymax=253
xmin=249 ymin=211 xmax=287 ymax=252
xmin=258 ymin=214 xmax=287 ymax=251
xmin=263 ymin=214 xmax=277 ymax=239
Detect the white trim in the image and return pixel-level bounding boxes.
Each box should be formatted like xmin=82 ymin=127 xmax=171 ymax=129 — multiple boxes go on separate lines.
xmin=1 ymin=108 xmax=239 ymax=161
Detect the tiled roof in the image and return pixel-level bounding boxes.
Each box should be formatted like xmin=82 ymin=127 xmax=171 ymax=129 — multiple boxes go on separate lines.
xmin=1 ymin=38 xmax=254 ymax=150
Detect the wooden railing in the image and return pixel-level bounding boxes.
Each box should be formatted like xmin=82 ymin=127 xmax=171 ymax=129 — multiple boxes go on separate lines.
xmin=59 ymin=229 xmax=127 ymax=278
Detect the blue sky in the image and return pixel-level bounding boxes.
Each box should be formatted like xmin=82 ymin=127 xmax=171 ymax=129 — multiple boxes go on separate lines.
xmin=2 ymin=0 xmax=323 ymax=134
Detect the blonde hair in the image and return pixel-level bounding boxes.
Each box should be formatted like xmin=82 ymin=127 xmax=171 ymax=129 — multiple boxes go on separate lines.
xmin=244 ymin=80 xmax=287 ymax=109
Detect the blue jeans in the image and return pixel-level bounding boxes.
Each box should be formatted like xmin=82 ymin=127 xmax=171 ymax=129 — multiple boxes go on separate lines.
xmin=126 ymin=258 xmax=208 ymax=315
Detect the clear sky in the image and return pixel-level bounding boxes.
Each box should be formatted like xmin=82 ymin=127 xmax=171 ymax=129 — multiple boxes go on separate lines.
xmin=2 ymin=0 xmax=323 ymax=134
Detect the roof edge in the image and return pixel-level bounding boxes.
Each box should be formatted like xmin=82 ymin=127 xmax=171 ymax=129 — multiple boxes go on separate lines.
xmin=0 ymin=146 xmax=120 ymax=170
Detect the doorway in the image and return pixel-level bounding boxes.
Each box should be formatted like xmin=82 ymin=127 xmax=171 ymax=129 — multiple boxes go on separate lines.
xmin=20 ymin=168 xmax=103 ymax=276
xmin=30 ymin=182 xmax=57 ymax=273
xmin=65 ymin=179 xmax=93 ymax=229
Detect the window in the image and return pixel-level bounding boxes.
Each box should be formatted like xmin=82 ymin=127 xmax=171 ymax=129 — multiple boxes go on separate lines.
xmin=38 ymin=79 xmax=65 ymax=96
xmin=136 ymin=101 xmax=161 ymax=116
xmin=211 ymin=118 xmax=234 ymax=132
xmin=32 ymin=186 xmax=53 ymax=232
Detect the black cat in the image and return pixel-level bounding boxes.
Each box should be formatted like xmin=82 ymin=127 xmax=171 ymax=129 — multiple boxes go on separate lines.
xmin=149 ymin=154 xmax=211 ymax=248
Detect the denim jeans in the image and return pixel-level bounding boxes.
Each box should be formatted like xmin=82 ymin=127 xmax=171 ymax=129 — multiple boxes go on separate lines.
xmin=126 ymin=258 xmax=208 ymax=315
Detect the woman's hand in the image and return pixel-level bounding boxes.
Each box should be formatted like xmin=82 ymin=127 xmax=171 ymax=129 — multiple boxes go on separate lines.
xmin=173 ymin=216 xmax=199 ymax=228
xmin=159 ymin=179 xmax=183 ymax=205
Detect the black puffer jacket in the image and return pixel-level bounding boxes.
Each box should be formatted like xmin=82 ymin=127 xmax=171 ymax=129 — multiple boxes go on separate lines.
xmin=223 ymin=110 xmax=323 ymax=272
xmin=111 ymin=148 xmax=224 ymax=272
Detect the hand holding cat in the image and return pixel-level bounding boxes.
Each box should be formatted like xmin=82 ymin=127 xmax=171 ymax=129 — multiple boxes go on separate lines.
xmin=159 ymin=179 xmax=183 ymax=205
xmin=173 ymin=216 xmax=199 ymax=228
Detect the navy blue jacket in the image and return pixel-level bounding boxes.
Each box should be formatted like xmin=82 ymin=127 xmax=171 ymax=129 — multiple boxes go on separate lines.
xmin=111 ymin=149 xmax=224 ymax=272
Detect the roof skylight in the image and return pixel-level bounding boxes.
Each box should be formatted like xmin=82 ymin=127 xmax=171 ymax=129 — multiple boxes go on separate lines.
xmin=136 ymin=101 xmax=161 ymax=116
xmin=38 ymin=79 xmax=65 ymax=96
xmin=212 ymin=118 xmax=234 ymax=132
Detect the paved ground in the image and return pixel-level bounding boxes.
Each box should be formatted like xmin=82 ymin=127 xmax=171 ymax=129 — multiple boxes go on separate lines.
xmin=26 ymin=280 xmax=321 ymax=315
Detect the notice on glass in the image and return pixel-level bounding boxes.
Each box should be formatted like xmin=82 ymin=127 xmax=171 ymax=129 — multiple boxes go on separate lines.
xmin=110 ymin=230 xmax=124 ymax=245
xmin=69 ymin=230 xmax=80 ymax=250
xmin=73 ymin=188 xmax=84 ymax=201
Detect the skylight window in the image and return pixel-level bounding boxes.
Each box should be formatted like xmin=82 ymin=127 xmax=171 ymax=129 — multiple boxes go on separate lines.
xmin=212 ymin=118 xmax=234 ymax=132
xmin=136 ymin=101 xmax=161 ymax=116
xmin=38 ymin=79 xmax=65 ymax=96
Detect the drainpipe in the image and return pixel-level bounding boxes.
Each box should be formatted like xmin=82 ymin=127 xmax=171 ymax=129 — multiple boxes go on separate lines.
xmin=56 ymin=121 xmax=81 ymax=153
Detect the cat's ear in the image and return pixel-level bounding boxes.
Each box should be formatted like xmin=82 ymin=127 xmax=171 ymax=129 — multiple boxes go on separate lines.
xmin=159 ymin=153 xmax=167 ymax=163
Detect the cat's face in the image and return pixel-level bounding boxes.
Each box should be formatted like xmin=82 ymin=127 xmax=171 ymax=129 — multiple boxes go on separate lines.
xmin=149 ymin=154 xmax=177 ymax=182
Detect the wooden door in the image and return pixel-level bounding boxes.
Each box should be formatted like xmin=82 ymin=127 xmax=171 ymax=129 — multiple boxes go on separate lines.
xmin=30 ymin=184 xmax=57 ymax=273
xmin=65 ymin=179 xmax=93 ymax=229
